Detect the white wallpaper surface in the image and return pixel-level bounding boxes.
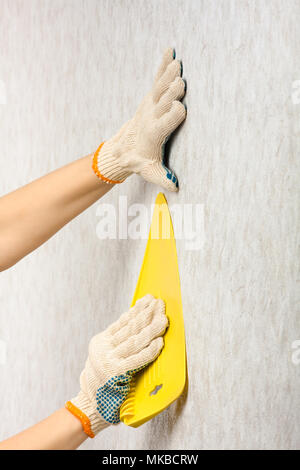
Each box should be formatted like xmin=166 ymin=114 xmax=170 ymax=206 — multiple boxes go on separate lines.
xmin=0 ymin=0 xmax=299 ymax=449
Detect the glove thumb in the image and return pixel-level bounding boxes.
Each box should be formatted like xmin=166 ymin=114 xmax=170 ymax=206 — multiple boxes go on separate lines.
xmin=140 ymin=161 xmax=179 ymax=192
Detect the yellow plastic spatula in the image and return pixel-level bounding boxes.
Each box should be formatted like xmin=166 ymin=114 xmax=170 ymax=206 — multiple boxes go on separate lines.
xmin=120 ymin=192 xmax=186 ymax=427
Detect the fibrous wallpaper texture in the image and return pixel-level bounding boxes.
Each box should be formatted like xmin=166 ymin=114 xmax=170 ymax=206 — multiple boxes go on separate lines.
xmin=0 ymin=0 xmax=299 ymax=450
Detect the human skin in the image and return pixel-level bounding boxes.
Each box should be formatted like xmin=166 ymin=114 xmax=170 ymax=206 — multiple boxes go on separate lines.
xmin=0 ymin=47 xmax=185 ymax=449
xmin=0 ymin=155 xmax=112 ymax=448
xmin=0 ymin=154 xmax=112 ymax=271
xmin=0 ymin=48 xmax=186 ymax=272
xmin=0 ymin=293 xmax=167 ymax=450
xmin=0 ymin=408 xmax=87 ymax=450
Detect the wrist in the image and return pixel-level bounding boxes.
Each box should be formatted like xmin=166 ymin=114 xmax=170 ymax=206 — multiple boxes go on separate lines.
xmin=92 ymin=141 xmax=132 ymax=184
xmin=66 ymin=392 xmax=109 ymax=438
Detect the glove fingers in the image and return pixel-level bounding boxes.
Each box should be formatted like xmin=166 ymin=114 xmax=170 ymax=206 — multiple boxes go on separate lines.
xmin=112 ymin=297 xmax=161 ymax=346
xmin=154 ymin=48 xmax=175 ymax=82
xmin=108 ymin=294 xmax=154 ymax=335
xmin=140 ymin=161 xmax=179 ymax=192
xmin=120 ymin=336 xmax=164 ymax=372
xmin=155 ymin=77 xmax=186 ymax=119
xmin=157 ymin=100 xmax=186 ymax=142
xmin=153 ymin=60 xmax=182 ymax=103
xmin=133 ymin=294 xmax=156 ymax=312
xmin=114 ymin=300 xmax=166 ymax=358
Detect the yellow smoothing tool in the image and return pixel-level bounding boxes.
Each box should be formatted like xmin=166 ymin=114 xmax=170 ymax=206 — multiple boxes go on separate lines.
xmin=120 ymin=192 xmax=186 ymax=427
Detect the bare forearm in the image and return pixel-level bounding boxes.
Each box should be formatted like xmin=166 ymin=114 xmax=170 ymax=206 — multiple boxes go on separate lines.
xmin=0 ymin=408 xmax=87 ymax=450
xmin=0 ymin=49 xmax=186 ymax=271
xmin=0 ymin=154 xmax=112 ymax=270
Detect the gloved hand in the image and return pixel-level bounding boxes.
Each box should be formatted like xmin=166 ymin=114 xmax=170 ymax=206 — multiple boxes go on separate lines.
xmin=92 ymin=48 xmax=186 ymax=192
xmin=66 ymin=294 xmax=168 ymax=437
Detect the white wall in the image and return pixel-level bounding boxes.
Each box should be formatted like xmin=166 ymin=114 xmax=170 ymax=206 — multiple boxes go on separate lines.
xmin=0 ymin=0 xmax=299 ymax=450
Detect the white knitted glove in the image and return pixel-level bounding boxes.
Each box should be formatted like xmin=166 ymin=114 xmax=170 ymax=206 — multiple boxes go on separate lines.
xmin=66 ymin=295 xmax=168 ymax=437
xmin=92 ymin=48 xmax=186 ymax=192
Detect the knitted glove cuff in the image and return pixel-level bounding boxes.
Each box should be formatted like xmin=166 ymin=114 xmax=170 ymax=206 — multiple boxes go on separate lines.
xmin=66 ymin=392 xmax=109 ymax=438
xmin=92 ymin=142 xmax=131 ymax=184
